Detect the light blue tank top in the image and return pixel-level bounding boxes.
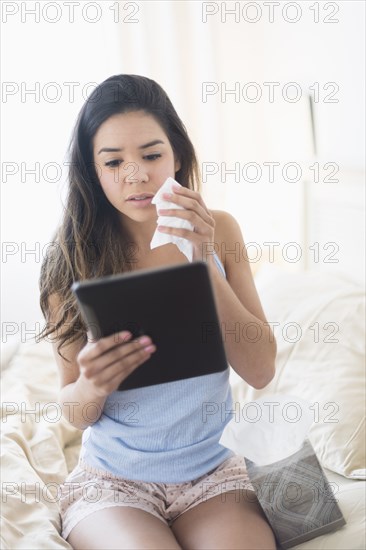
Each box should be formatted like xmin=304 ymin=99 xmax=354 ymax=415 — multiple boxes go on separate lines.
xmin=80 ymin=253 xmax=234 ymax=482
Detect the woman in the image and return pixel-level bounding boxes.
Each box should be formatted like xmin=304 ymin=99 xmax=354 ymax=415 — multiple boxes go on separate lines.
xmin=38 ymin=74 xmax=277 ymax=549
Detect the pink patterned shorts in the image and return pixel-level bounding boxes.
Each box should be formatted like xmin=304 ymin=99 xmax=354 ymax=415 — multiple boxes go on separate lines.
xmin=59 ymin=455 xmax=254 ymax=540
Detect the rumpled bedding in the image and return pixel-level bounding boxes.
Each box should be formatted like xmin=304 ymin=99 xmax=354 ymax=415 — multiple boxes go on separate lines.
xmin=1 ymin=340 xmax=81 ymax=549
xmin=1 ymin=338 xmax=365 ymax=549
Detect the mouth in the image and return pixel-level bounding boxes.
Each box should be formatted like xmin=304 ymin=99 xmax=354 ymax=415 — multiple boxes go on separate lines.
xmin=126 ymin=194 xmax=154 ymax=208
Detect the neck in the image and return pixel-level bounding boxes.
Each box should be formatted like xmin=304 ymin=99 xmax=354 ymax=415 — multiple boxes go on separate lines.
xmin=119 ymin=215 xmax=157 ymax=259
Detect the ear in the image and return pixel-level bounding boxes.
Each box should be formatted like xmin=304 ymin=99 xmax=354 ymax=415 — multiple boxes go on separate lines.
xmin=174 ymin=156 xmax=181 ymax=174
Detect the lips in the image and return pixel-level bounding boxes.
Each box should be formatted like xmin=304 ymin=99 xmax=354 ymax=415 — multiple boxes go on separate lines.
xmin=127 ymin=193 xmax=154 ymax=201
xmin=126 ymin=195 xmax=154 ymax=208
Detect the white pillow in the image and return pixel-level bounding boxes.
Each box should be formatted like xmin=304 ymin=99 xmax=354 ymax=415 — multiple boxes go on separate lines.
xmin=230 ymin=263 xmax=365 ymax=479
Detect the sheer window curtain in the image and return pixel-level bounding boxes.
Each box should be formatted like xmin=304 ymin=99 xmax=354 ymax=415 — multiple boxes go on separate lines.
xmin=1 ymin=4 xmax=123 ymax=330
xmin=2 ymin=1 xmax=364 ymax=335
xmin=102 ymin=1 xmax=311 ymax=270
xmin=2 ymin=1 xmax=227 ymax=332
xmin=113 ymin=1 xmax=302 ymax=266
xmin=114 ymin=1 xmax=225 ymax=206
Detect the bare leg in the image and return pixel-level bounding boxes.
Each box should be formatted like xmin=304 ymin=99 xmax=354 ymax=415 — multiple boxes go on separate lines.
xmin=171 ymin=490 xmax=276 ymax=550
xmin=67 ymin=506 xmax=182 ymax=550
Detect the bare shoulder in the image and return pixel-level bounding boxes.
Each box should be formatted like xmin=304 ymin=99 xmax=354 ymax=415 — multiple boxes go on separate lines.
xmin=210 ymin=210 xmax=268 ymax=324
xmin=210 ymin=209 xmax=244 ymax=260
xmin=211 ymin=209 xmax=239 ymax=235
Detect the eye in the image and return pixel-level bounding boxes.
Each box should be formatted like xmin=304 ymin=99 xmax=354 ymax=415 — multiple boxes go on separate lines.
xmin=105 ymin=159 xmax=122 ymax=168
xmin=144 ymin=154 xmax=161 ymax=161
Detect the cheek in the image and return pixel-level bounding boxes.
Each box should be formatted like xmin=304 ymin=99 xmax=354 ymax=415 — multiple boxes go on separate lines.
xmin=98 ymin=172 xmax=119 ymax=198
xmin=156 ymin=159 xmax=177 ymax=180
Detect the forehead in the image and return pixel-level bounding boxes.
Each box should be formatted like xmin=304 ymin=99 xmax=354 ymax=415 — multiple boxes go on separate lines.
xmin=93 ymin=111 xmax=167 ymax=148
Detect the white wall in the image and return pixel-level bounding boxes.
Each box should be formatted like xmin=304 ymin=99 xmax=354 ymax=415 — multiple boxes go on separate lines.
xmin=1 ymin=1 xmax=365 ymax=342
xmin=1 ymin=5 xmax=122 ymax=336
xmin=199 ymin=0 xmax=365 ymax=277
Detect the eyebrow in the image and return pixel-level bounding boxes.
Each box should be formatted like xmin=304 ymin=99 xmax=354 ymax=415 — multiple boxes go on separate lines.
xmin=97 ymin=139 xmax=165 ymax=155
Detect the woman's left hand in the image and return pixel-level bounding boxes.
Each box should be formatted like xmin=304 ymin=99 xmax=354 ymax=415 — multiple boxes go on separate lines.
xmin=157 ymin=184 xmax=216 ymax=264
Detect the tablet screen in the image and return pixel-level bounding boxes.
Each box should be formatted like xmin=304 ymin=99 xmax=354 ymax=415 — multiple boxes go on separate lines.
xmin=72 ymin=261 xmax=228 ymax=390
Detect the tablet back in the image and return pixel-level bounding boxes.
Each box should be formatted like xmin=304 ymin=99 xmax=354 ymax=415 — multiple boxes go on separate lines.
xmin=72 ymin=262 xmax=228 ymax=390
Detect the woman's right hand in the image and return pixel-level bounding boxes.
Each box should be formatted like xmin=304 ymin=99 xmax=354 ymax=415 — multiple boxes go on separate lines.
xmin=76 ymin=331 xmax=156 ymax=397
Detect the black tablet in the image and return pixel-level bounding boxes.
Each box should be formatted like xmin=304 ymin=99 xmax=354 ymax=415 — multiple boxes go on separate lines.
xmin=71 ymin=261 xmax=228 ymax=390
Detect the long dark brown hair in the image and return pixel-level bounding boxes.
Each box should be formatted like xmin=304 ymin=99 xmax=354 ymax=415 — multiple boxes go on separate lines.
xmin=37 ymin=74 xmax=201 ymax=361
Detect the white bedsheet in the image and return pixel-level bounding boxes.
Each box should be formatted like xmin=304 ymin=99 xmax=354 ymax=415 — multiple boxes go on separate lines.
xmin=1 ymin=339 xmax=365 ymax=549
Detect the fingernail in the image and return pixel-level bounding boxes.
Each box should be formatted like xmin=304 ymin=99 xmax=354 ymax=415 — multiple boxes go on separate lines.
xmin=144 ymin=344 xmax=156 ymax=353
xmin=115 ymin=331 xmax=131 ymax=343
xmin=162 ymin=192 xmax=172 ymax=199
xmin=139 ymin=336 xmax=151 ymax=345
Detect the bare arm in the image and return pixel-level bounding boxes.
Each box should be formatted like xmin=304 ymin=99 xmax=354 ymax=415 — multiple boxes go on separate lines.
xmin=154 ymin=182 xmax=276 ymax=389
xmin=208 ymin=211 xmax=277 ymax=389
xmin=58 ymin=377 xmax=108 ymax=431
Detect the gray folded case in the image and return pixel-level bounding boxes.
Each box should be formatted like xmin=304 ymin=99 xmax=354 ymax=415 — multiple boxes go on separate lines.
xmin=245 ymin=438 xmax=346 ymax=549
xmin=71 ymin=261 xmax=228 ymax=391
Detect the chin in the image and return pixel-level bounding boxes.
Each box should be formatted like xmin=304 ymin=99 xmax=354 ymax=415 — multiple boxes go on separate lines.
xmin=119 ymin=209 xmax=156 ymax=224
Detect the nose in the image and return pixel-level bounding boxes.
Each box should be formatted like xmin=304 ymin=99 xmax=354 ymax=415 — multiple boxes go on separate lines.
xmin=122 ymin=161 xmax=148 ymax=184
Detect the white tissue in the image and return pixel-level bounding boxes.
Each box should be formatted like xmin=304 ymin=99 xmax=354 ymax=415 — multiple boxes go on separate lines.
xmin=219 ymin=394 xmax=314 ymax=466
xmin=150 ymin=177 xmax=194 ymax=262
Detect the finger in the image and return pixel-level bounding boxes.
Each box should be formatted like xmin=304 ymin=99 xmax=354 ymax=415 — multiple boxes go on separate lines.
xmin=86 ymin=330 xmax=133 ymax=361
xmin=168 ymin=186 xmax=211 ymax=214
xmin=157 ymin=208 xmax=213 ymax=228
xmin=87 ymin=341 xmax=155 ymax=385
xmin=93 ymin=336 xmax=154 ymax=371
xmin=163 ymin=189 xmax=204 ymax=210
xmin=99 ymin=345 xmax=154 ymax=386
xmin=159 ymin=196 xmax=214 ymax=225
xmin=157 ymin=208 xmax=216 ymax=238
xmin=157 ymin=225 xmax=200 ymax=240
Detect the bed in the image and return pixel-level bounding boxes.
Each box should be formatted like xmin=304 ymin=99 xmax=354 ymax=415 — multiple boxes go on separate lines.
xmin=1 ymin=263 xmax=365 ymax=549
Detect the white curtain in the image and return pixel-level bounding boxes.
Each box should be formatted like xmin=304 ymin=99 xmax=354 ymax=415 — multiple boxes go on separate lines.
xmin=1 ymin=0 xmax=364 ymax=331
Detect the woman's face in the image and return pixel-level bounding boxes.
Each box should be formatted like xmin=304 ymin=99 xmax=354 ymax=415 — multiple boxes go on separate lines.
xmin=92 ymin=110 xmax=181 ymax=224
